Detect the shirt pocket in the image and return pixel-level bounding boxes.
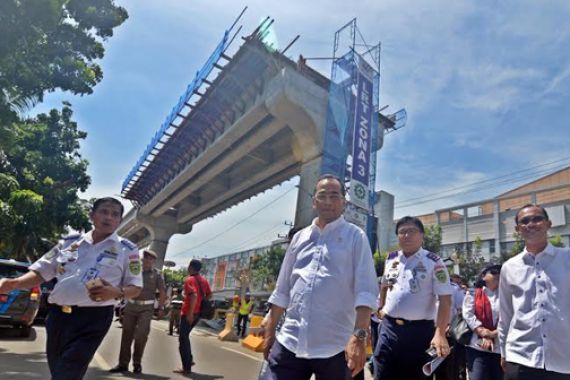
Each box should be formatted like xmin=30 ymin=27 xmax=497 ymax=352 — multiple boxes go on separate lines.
xmin=96 ymin=256 xmax=122 ymax=279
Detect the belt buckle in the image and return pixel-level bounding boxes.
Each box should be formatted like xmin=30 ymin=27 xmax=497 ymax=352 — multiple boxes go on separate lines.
xmin=395 ymin=319 xmax=405 ymax=326
xmin=61 ymin=305 xmax=73 ymax=314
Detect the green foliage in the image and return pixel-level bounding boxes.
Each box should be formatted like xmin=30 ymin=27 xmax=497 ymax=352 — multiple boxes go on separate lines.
xmin=163 ymin=267 xmax=188 ymax=288
xmin=507 ymin=232 xmax=525 ymax=259
xmin=0 ymin=106 xmax=91 ymax=260
xmin=0 ymin=0 xmax=128 ymax=122
xmin=423 ymin=224 xmax=442 ymax=253
xmin=454 ymin=236 xmax=486 ymax=285
xmin=549 ymin=234 xmax=565 ymax=248
xmin=250 ymin=246 xmax=286 ymax=291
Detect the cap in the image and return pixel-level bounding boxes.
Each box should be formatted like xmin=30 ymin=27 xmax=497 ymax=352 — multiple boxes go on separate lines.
xmin=143 ymin=249 xmax=158 ymax=259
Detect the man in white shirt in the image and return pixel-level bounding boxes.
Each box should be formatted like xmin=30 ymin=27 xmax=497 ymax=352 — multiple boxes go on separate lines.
xmin=0 ymin=197 xmax=142 ymax=379
xmin=263 ymin=174 xmax=378 ymax=380
xmin=499 ymin=204 xmax=570 ymax=380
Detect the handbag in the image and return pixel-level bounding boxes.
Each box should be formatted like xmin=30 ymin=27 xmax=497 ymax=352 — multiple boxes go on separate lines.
xmin=448 ymin=312 xmax=472 ymax=345
xmin=194 ymin=276 xmax=214 ymax=319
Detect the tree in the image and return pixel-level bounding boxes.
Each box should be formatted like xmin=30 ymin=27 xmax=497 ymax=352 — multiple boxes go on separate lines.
xmin=0 ymin=105 xmax=91 ymax=260
xmin=423 ymin=224 xmax=442 ymax=253
xmin=163 ymin=267 xmax=188 ymax=288
xmin=549 ymin=234 xmax=565 ymax=248
xmin=454 ymin=236 xmax=486 ymax=285
xmin=250 ymin=246 xmax=286 ymax=291
xmin=0 ymin=0 xmax=128 ymax=122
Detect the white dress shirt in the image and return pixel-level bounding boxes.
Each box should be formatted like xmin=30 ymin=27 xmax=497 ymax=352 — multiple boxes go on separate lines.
xmin=268 ymin=216 xmax=378 ymax=359
xmin=30 ymin=231 xmax=143 ymax=307
xmin=462 ymin=287 xmax=500 ymax=354
xmin=498 ymin=243 xmax=570 ymax=374
xmin=382 ymin=248 xmax=453 ymax=321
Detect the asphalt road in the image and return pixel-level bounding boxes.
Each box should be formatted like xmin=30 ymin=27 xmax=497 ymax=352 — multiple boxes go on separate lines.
xmin=0 ymin=319 xmax=264 ymax=380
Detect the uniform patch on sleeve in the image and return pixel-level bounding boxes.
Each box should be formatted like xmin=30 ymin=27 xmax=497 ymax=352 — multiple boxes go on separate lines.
xmin=426 ymin=252 xmax=441 ymax=262
xmin=387 ymin=251 xmax=398 ymax=260
xmin=434 ymin=265 xmax=448 ymax=283
xmin=120 ymin=239 xmax=137 ymax=250
xmin=129 ymin=260 xmax=141 ymax=275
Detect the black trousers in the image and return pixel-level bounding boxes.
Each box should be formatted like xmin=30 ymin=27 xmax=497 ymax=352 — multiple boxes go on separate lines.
xmin=236 ymin=313 xmax=248 ymax=337
xmin=265 ymin=341 xmax=352 ymax=380
xmin=373 ymin=317 xmax=435 ymax=380
xmin=46 ymin=304 xmax=114 ymax=380
xmin=504 ymin=362 xmax=570 ymax=380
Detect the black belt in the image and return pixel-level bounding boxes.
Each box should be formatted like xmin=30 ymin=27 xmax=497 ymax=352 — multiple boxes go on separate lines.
xmin=50 ymin=304 xmax=114 ymax=314
xmin=385 ymin=315 xmax=433 ymax=326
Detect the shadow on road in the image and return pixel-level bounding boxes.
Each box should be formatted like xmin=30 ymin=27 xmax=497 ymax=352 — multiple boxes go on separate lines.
xmin=0 ymin=349 xmax=50 ymax=378
xmin=188 ymin=372 xmax=224 ymax=380
xmin=0 ymin=326 xmax=38 ymax=341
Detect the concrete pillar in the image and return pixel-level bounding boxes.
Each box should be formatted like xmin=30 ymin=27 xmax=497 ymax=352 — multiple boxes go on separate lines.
xmin=136 ymin=214 xmax=192 ymax=269
xmin=294 ymin=157 xmax=322 ymax=228
xmin=493 ymin=200 xmax=501 ymax=257
xmin=374 ymin=191 xmax=395 ymax=253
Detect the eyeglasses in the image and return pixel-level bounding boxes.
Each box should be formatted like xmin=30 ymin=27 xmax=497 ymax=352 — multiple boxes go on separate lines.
xmin=517 ymin=215 xmax=546 ymax=226
xmin=488 ymin=269 xmax=500 ymax=275
xmin=397 ymin=228 xmax=421 ymax=236
xmin=314 ymin=193 xmax=343 ymax=201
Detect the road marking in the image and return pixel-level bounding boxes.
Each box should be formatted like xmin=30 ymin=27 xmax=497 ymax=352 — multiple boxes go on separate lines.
xmin=93 ymin=351 xmax=110 ymax=370
xmin=220 ymin=347 xmax=263 ymax=362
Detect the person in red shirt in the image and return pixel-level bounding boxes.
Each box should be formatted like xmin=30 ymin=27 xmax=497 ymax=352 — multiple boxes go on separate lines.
xmin=173 ymin=259 xmax=212 ymax=375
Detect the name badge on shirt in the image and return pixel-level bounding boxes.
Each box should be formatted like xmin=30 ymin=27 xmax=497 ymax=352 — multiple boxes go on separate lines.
xmin=81 ymin=267 xmax=100 ymax=285
xmin=409 ymin=278 xmax=420 ymax=293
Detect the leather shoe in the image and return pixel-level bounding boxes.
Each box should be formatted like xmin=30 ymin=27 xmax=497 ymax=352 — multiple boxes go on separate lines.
xmin=109 ymin=365 xmax=128 ymax=373
xmin=133 ymin=365 xmax=142 ymax=373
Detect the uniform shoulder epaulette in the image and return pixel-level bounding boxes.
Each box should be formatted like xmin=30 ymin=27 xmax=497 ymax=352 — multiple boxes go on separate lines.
xmin=387 ymin=251 xmax=398 ymax=260
xmin=120 ymin=238 xmax=137 ymax=250
xmin=63 ymin=233 xmax=81 ymax=241
xmin=425 ymin=251 xmax=441 ymax=262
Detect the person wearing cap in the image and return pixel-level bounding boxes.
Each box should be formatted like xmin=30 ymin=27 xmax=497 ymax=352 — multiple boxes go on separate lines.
xmin=462 ymin=264 xmax=502 ymax=380
xmin=499 ymin=204 xmax=570 ymax=380
xmin=110 ymin=249 xmax=166 ymax=374
xmin=374 ymin=216 xmax=453 ymax=380
xmin=237 ymin=292 xmax=254 ymax=338
xmin=0 ymin=197 xmax=143 ymax=379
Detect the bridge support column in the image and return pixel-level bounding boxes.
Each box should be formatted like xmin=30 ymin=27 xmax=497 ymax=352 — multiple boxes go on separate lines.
xmin=136 ymin=214 xmax=192 ymax=269
xmin=294 ymin=157 xmax=322 ymax=228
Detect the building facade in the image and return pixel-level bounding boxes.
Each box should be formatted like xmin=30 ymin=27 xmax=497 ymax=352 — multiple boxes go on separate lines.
xmin=405 ymin=167 xmax=570 ymax=260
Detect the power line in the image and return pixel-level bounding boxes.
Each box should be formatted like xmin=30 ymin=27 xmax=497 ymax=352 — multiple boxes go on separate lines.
xmin=169 ymin=185 xmax=297 ymax=258
xmin=396 ymin=156 xmax=570 ymax=206
xmin=396 ymin=160 xmax=570 ymax=209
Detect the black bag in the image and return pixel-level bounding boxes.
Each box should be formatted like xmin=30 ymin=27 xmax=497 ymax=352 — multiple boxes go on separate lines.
xmin=448 ymin=312 xmax=472 ymax=345
xmin=195 ymin=276 xmax=214 ymax=319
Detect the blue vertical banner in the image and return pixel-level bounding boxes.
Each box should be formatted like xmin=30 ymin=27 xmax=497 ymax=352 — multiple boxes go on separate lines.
xmin=349 ymin=62 xmax=374 ymax=210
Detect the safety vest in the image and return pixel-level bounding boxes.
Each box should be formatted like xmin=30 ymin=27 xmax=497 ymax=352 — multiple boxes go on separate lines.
xmin=239 ymin=299 xmax=252 ymax=315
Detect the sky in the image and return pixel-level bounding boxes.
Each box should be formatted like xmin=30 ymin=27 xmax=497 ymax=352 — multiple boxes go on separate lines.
xmin=33 ymin=0 xmax=570 ymax=266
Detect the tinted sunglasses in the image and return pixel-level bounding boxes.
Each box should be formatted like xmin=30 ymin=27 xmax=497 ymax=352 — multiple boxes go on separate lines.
xmin=517 ymin=215 xmax=546 ymax=226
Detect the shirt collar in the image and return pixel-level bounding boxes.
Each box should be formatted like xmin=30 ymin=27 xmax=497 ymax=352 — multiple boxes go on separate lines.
xmin=310 ymin=215 xmax=345 ymax=233
xmin=522 ymin=242 xmax=555 ymax=258
xmin=83 ymin=230 xmax=120 ymax=246
xmin=399 ymin=247 xmax=423 ymax=261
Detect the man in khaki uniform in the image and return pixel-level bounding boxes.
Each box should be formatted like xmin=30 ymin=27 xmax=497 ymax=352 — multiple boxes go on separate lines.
xmin=110 ymin=249 xmax=166 ymax=374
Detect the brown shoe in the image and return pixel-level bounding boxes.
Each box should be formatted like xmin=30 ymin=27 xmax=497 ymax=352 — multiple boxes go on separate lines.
xmin=173 ymin=368 xmax=192 ymax=376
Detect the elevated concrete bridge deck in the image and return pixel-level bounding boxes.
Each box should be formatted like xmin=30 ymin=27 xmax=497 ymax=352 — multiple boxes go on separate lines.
xmin=119 ymin=37 xmax=394 ymax=267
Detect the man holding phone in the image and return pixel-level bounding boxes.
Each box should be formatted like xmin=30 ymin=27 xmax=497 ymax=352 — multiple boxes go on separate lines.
xmin=0 ymin=197 xmax=142 ymax=379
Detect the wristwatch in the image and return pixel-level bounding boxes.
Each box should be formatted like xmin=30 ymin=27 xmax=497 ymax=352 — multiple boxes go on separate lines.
xmin=353 ymin=328 xmax=369 ymax=341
